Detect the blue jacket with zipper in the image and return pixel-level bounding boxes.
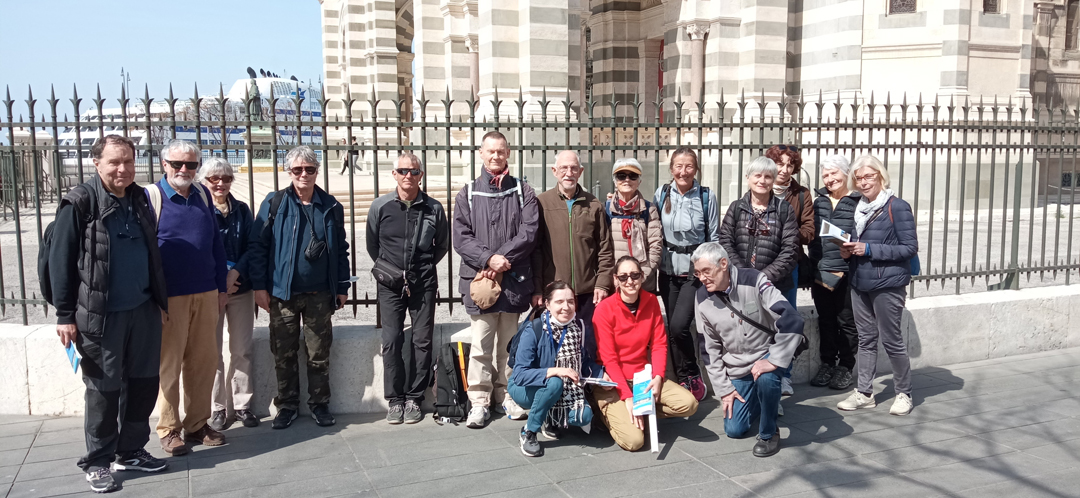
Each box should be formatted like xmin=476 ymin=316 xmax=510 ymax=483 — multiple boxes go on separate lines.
xmin=848 ymin=196 xmax=919 ymax=293
xmin=510 ymin=311 xmax=602 ymax=388
xmin=215 ymin=194 xmax=254 ymax=294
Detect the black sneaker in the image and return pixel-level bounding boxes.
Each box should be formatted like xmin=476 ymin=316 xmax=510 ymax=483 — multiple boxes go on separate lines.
xmin=540 ymin=419 xmax=562 ymax=440
xmin=387 ymin=403 xmax=404 ymax=425
xmin=829 ymin=366 xmax=854 ymax=390
xmin=272 ymin=408 xmax=298 ymax=430
xmin=86 ymin=467 xmax=118 ymax=493
xmin=209 ymin=409 xmax=228 ymax=432
xmin=404 ymin=400 xmax=423 ymax=424
xmin=311 ymin=404 xmax=336 ymax=427
xmin=112 ymin=449 xmax=167 ymax=473
xmin=236 ymin=409 xmax=259 ymax=428
xmin=519 ymin=428 xmax=543 ymax=457
xmin=753 ymin=435 xmax=780 ymax=457
xmin=810 ymin=364 xmax=834 ymax=387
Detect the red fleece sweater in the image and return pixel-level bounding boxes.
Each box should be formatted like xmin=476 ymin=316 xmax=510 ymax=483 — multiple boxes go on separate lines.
xmin=592 ymin=291 xmax=668 ymax=400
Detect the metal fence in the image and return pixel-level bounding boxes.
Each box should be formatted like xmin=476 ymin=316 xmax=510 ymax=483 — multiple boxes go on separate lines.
xmin=2 ymin=84 xmax=1079 ymax=324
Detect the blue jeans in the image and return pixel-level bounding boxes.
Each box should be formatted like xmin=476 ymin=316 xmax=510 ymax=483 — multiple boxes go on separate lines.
xmin=724 ymin=370 xmax=782 ymax=440
xmin=508 ymin=377 xmax=593 ymax=433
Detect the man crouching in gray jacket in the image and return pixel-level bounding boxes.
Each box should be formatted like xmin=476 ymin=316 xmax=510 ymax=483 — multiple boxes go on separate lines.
xmin=691 ymin=242 xmax=804 ymax=457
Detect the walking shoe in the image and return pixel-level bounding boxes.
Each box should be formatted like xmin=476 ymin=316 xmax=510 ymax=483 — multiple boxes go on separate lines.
xmin=777 ymin=402 xmax=784 ymax=417
xmin=519 ymin=427 xmax=543 ymax=457
xmin=185 ymin=425 xmax=226 ymax=446
xmin=112 ymin=449 xmax=167 ymax=473
xmin=465 ymin=406 xmax=490 ymax=429
xmin=272 ymin=408 xmax=298 ymax=430
xmin=503 ymin=398 xmax=528 ymax=420
xmin=828 ymin=366 xmax=853 ymax=391
xmin=209 ymin=409 xmax=228 ymax=432
xmin=311 ymin=404 xmax=336 ymax=427
xmin=159 ymin=430 xmax=189 ymax=456
xmin=404 ymin=400 xmax=423 ymax=424
xmin=387 ymin=403 xmax=405 ymax=424
xmin=541 ymin=419 xmax=562 ymax=440
xmin=810 ymin=364 xmax=834 ymax=387
xmin=86 ymin=467 xmax=119 ymax=493
xmin=890 ymin=393 xmax=913 ymax=416
xmin=752 ymin=435 xmax=780 ymax=457
xmin=687 ymin=375 xmax=708 ymax=401
xmin=236 ymin=409 xmax=260 ymax=428
xmin=837 ymin=390 xmax=877 ymax=411
xmin=781 ymin=377 xmax=794 ymax=396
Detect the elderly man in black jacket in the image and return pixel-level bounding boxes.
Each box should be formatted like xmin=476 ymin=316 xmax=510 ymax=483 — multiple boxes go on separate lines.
xmin=366 ymin=152 xmax=450 ymax=425
xmin=49 ymin=135 xmax=170 ymax=493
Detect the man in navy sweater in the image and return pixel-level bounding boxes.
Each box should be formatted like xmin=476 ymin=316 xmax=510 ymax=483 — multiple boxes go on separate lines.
xmin=151 ymin=140 xmax=229 ymax=456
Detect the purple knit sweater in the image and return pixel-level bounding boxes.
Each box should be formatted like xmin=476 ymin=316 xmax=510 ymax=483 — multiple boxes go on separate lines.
xmin=154 ymin=180 xmax=228 ymax=297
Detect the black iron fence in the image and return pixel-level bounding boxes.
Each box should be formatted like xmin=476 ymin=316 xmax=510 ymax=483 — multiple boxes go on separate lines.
xmin=2 ymin=84 xmax=1079 ymax=324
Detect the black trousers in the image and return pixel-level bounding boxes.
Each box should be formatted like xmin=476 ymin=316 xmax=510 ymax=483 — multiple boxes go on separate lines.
xmin=75 ymin=298 xmax=162 ymax=471
xmin=378 ymin=284 xmax=436 ymax=404
xmin=658 ymin=272 xmax=702 ymax=380
xmin=811 ymin=277 xmax=858 ymax=370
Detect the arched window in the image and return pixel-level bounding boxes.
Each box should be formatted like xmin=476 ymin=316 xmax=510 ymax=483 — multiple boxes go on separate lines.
xmin=1068 ymin=1 xmax=1080 ymax=50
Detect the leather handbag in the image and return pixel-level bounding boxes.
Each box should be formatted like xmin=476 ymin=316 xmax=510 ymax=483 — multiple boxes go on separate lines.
xmin=371 ymin=257 xmax=406 ymax=294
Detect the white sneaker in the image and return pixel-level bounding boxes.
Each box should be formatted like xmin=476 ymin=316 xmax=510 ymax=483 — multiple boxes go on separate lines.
xmin=889 ymin=393 xmax=913 ymax=416
xmin=777 ymin=403 xmax=784 ymax=417
xmin=781 ymin=377 xmax=794 ymax=397
xmin=465 ymin=406 xmax=490 ymax=428
xmin=503 ymin=399 xmax=528 ymax=420
xmin=837 ymin=390 xmax=877 ymax=411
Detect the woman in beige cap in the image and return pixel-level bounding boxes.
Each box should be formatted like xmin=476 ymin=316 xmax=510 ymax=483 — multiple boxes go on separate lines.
xmin=605 ymin=158 xmax=662 ymax=293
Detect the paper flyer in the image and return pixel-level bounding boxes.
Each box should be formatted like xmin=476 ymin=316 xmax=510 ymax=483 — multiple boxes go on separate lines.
xmin=820 ymin=220 xmax=851 ymax=247
xmin=65 ymin=342 xmax=81 ymax=374
xmin=632 ymin=364 xmax=654 ymax=416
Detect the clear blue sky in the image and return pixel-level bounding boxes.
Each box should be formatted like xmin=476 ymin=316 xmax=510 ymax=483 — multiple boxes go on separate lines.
xmin=0 ymin=0 xmax=323 ymax=120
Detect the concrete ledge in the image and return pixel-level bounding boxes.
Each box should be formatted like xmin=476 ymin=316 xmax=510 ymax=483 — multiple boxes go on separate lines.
xmin=4 ymin=285 xmax=1078 ymax=416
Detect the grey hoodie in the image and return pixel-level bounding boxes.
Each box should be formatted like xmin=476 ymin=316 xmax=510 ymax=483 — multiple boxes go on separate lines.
xmin=695 ymin=265 xmax=805 ymax=398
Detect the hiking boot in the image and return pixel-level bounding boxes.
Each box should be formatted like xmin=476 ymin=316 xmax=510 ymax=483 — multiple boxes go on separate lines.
xmin=403 ymin=400 xmax=423 ymax=424
xmin=519 ymin=427 xmax=543 ymax=457
xmin=837 ymin=390 xmax=876 ymax=411
xmin=159 ymin=430 xmax=189 ymax=456
xmin=85 ymin=467 xmax=118 ymax=493
xmin=185 ymin=425 xmax=226 ymax=446
xmin=810 ymin=364 xmax=834 ymax=387
xmin=236 ymin=409 xmax=259 ymax=428
xmin=209 ymin=410 xmax=228 ymax=432
xmin=466 ymin=406 xmax=490 ymax=429
xmin=687 ymin=375 xmax=707 ymax=401
xmin=112 ymin=449 xmax=167 ymax=473
xmin=503 ymin=398 xmax=528 ymax=420
xmin=752 ymin=435 xmax=780 ymax=457
xmin=828 ymin=366 xmax=853 ymax=390
xmin=272 ymin=408 xmax=298 ymax=430
xmin=311 ymin=404 xmax=336 ymax=427
xmin=890 ymin=393 xmax=913 ymax=416
xmin=387 ymin=403 xmax=404 ymax=425
xmin=541 ymin=419 xmax=562 ymax=440
xmin=781 ymin=377 xmax=794 ymax=396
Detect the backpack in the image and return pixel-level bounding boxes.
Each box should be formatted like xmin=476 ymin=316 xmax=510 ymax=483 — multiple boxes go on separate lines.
xmin=39 ymin=185 xmax=96 ymax=306
xmin=506 ymin=307 xmax=545 ymax=370
xmin=433 ymin=341 xmax=472 ymax=423
xmin=657 ymin=183 xmax=710 ymax=234
xmin=145 ymin=182 xmax=210 ymax=223
xmin=465 ymin=182 xmax=524 ymax=210
xmin=260 ymin=190 xmax=288 ymax=239
xmin=603 ymin=199 xmax=651 ymax=225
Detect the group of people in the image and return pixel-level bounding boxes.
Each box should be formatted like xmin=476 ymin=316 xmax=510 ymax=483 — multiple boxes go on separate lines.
xmin=54 ymin=130 xmax=919 ymax=493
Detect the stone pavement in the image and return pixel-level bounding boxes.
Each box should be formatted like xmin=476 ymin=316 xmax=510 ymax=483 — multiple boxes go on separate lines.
xmin=3 ymin=348 xmax=1080 ymax=498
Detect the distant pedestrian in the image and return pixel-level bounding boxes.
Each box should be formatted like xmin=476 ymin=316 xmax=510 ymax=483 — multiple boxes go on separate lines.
xmin=340 ymin=136 xmax=359 ymax=175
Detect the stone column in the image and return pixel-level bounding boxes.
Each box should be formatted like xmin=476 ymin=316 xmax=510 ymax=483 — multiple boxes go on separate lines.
xmin=467 ymin=36 xmax=480 ymax=96
xmin=687 ymin=22 xmax=709 ymax=112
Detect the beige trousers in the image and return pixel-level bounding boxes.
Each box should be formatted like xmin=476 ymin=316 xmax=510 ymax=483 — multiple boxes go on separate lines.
xmin=466 ymin=312 xmax=519 ymax=407
xmin=212 ymin=291 xmax=256 ymax=412
xmin=595 ymin=379 xmax=699 ymax=451
xmin=156 ymin=290 xmax=220 ymax=437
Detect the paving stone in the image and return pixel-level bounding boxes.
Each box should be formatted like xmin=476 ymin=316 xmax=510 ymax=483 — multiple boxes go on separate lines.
xmin=348 ymin=430 xmax=509 ymax=469
xmin=821 ymin=422 xmax=969 ymax=455
xmin=1038 ymin=396 xmax=1080 ymax=418
xmin=0 ymin=433 xmax=35 ymax=451
xmin=933 ymin=404 xmax=1068 ymax=436
xmin=904 ymin=450 xmax=1066 ymax=494
xmin=776 ymin=474 xmax=946 ymax=498
xmin=677 ymin=423 xmax=819 ymax=460
xmin=23 ymin=427 xmax=83 ymax=448
xmin=0 ymin=421 xmax=40 ymax=438
xmin=699 ymin=440 xmax=857 ymax=478
xmin=532 ymin=442 xmax=695 ymax=482
xmin=7 ymin=472 xmax=92 ymax=497
xmin=1021 ymin=437 xmax=1080 ymax=467
xmin=200 ymin=468 xmax=375 ymax=498
xmin=0 ymin=448 xmax=27 ymax=467
xmin=364 ymin=446 xmax=528 ymax=490
xmin=474 ymin=484 xmax=569 ymax=498
xmin=974 ymin=418 xmax=1080 ymax=450
xmin=37 ymin=417 xmax=84 ymax=433
xmin=186 ymin=433 xmax=355 ymax=476
xmin=189 ymin=453 xmax=363 ymax=495
xmin=12 ymin=457 xmax=84 ymax=482
xmin=21 ymin=440 xmax=87 ymax=464
xmin=376 ymin=464 xmax=550 ymax=498
xmin=114 ymin=476 xmax=192 ymax=498
xmin=953 ymin=467 xmax=1080 ymax=498
xmin=557 ymin=459 xmax=724 ymax=498
xmin=630 ymin=480 xmax=758 ymax=498
xmin=0 ymin=464 xmax=17 ymax=485
xmin=0 ymin=416 xmax=46 ymax=425
xmin=861 ymin=435 xmax=1017 ymax=473
xmin=730 ymin=456 xmax=896 ymax=497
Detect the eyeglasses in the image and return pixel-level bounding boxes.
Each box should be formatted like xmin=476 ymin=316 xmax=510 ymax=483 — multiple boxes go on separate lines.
xmin=556 ymin=165 xmax=583 ymax=174
xmin=205 ymin=176 xmax=234 ymax=184
xmin=855 ymin=173 xmax=879 ymax=184
xmin=693 ymin=268 xmax=716 ymax=280
xmin=615 ymin=172 xmax=640 ymax=182
xmin=290 ymin=166 xmax=318 ymax=176
xmin=778 ymin=145 xmax=800 ymax=153
xmin=165 ymin=160 xmax=199 ymax=170
xmin=615 ymin=272 xmax=644 ymax=283
xmin=395 ymin=168 xmax=422 ymax=177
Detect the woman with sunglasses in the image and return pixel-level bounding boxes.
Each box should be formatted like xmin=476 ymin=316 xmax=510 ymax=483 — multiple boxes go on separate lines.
xmin=593 ymin=256 xmax=698 ymax=451
xmin=197 ymin=158 xmax=259 ymax=430
xmin=607 ymin=158 xmax=662 ymax=292
xmin=653 ymin=147 xmax=717 ymax=402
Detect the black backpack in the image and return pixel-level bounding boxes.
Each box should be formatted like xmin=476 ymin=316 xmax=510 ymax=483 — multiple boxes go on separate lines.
xmin=507 ymin=307 xmax=545 ymax=370
xmin=433 ymin=341 xmax=472 ymax=423
xmin=39 ymin=185 xmax=96 ymax=306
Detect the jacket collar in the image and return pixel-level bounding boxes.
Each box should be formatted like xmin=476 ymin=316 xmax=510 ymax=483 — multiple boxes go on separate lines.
xmin=392 ymin=188 xmax=428 ymax=207
xmin=557 ymin=184 xmax=584 ymax=201
xmin=814 ymin=187 xmax=862 ymax=200
xmin=738 ymin=191 xmax=779 ymax=214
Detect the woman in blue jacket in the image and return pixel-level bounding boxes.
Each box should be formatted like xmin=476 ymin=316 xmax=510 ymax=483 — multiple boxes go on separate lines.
xmin=509 ymin=280 xmax=598 ymax=458
xmin=836 ymin=155 xmax=918 ymax=417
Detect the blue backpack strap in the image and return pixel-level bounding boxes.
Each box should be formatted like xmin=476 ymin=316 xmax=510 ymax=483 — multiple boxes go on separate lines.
xmin=700 ymin=186 xmax=710 ymax=235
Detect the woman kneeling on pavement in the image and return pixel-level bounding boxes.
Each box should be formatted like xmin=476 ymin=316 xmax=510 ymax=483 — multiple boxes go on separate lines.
xmin=593 ymin=256 xmax=699 ymax=451
xmin=509 ymin=280 xmax=598 ymax=457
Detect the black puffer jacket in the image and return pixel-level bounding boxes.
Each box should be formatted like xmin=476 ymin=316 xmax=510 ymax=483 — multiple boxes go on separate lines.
xmin=808 ymin=188 xmax=861 ymax=273
xmin=718 ymin=192 xmax=798 ymax=291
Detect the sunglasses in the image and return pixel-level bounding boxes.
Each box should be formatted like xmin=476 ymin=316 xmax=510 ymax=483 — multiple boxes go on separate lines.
xmin=615 ymin=272 xmax=644 ymax=283
xmin=165 ymin=160 xmax=199 ymax=170
xmin=395 ymin=168 xmax=422 ymax=177
xmin=778 ymin=145 xmax=800 ymax=153
xmin=290 ymin=166 xmax=318 ymax=176
xmin=615 ymin=172 xmax=640 ymax=182
xmin=205 ymin=176 xmax=234 ymax=184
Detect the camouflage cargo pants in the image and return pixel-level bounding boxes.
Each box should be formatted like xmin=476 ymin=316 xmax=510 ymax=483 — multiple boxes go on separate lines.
xmin=269 ymin=291 xmax=335 ymax=410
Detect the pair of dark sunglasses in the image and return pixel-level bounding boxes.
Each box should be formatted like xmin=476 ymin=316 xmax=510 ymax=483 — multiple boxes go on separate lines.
xmin=290 ymin=166 xmax=318 ymax=176
xmin=395 ymin=168 xmax=422 ymax=177
xmin=165 ymin=160 xmax=199 ymax=170
xmin=205 ymin=176 xmax=234 ymax=184
xmin=615 ymin=272 xmax=644 ymax=283
xmin=778 ymin=145 xmax=800 ymax=152
xmin=615 ymin=172 xmax=640 ymax=182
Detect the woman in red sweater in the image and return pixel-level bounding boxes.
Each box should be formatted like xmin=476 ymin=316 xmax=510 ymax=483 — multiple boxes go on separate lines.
xmin=593 ymin=256 xmax=699 ymax=451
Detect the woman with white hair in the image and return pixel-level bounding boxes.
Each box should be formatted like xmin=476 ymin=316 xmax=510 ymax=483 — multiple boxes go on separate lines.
xmin=607 ymin=158 xmax=662 ymax=292
xmin=807 ymin=155 xmax=860 ymax=390
xmin=197 ymin=158 xmax=259 ymax=430
xmin=836 ymin=155 xmax=918 ymax=416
